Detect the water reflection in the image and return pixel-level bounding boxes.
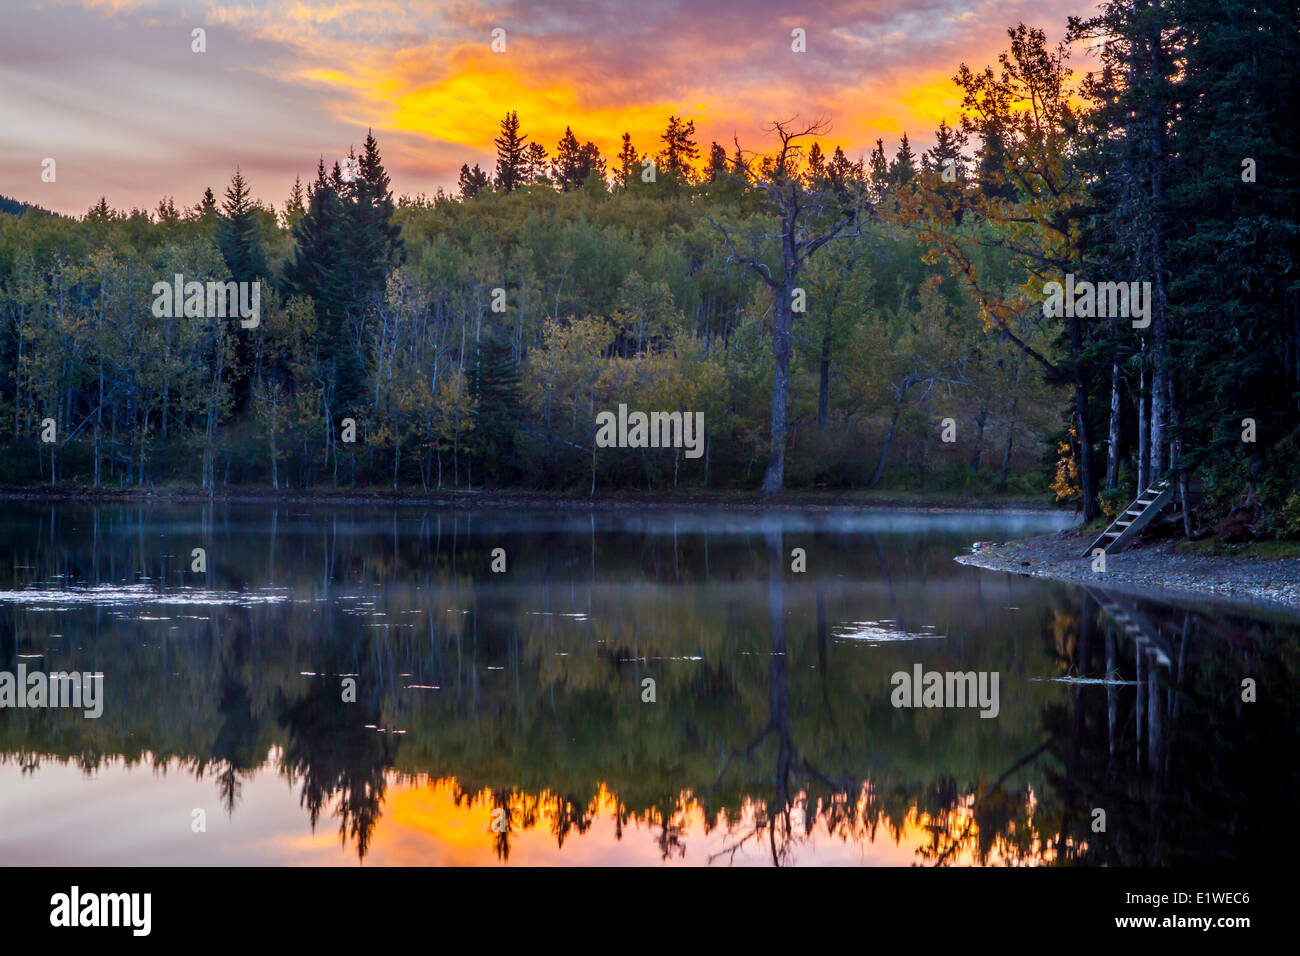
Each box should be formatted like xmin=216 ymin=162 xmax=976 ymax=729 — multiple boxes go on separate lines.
xmin=0 ymin=504 xmax=1294 ymax=865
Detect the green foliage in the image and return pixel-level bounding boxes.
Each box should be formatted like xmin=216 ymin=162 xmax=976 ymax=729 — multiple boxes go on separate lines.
xmin=1099 ymin=464 xmax=1136 ymax=520
xmin=0 ymin=122 xmax=1068 ymax=496
xmin=1278 ymin=492 xmax=1300 ymax=540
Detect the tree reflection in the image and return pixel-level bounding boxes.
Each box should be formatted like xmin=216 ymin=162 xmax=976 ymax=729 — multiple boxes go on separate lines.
xmin=2 ymin=503 xmax=1297 ymax=865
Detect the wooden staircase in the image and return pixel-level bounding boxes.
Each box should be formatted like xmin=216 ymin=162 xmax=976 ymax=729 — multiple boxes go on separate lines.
xmin=1082 ymin=480 xmax=1175 ymax=558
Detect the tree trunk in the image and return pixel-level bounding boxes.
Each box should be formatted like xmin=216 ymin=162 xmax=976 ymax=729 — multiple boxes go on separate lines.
xmin=1106 ymin=356 xmax=1122 ymax=489
xmin=817 ymin=330 xmax=831 ymax=428
xmin=871 ymin=387 xmax=907 ymax=487
xmin=1137 ymin=351 xmax=1150 ymax=492
xmin=998 ymin=396 xmax=1017 ymax=491
xmin=761 ymin=286 xmax=794 ymax=494
xmin=1150 ymin=354 xmax=1169 ymax=482
xmin=970 ymin=402 xmax=989 ymax=471
xmin=1070 ymin=313 xmax=1099 ymax=521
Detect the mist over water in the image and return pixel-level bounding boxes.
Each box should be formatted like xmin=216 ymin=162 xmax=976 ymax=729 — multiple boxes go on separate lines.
xmin=0 ymin=503 xmax=1293 ymax=865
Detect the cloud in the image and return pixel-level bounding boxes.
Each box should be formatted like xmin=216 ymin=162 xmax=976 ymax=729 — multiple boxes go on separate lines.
xmin=0 ymin=0 xmax=1084 ymax=215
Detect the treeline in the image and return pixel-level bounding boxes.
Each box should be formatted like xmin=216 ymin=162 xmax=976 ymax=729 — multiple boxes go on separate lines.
xmin=0 ymin=127 xmax=1054 ymax=496
xmin=1 ymin=0 xmax=1296 ymax=537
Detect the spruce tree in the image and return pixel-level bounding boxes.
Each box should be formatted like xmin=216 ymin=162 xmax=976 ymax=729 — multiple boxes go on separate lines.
xmin=493 ymin=111 xmax=528 ymax=193
xmin=657 ymin=115 xmax=700 ymax=180
xmin=347 ymin=130 xmax=404 ymax=306
xmin=457 ymin=163 xmax=490 ymax=199
xmin=217 ymin=168 xmax=268 ymax=284
xmin=890 ymin=133 xmax=917 ymax=185
xmin=284 ymin=160 xmax=353 ymax=404
xmin=615 ymin=133 xmax=639 ymax=187
xmin=551 ymin=127 xmax=605 ymax=191
xmin=468 ymin=328 xmax=521 ymax=484
xmin=524 ymin=142 xmax=549 ymax=184
xmin=217 ymin=168 xmax=269 ymax=414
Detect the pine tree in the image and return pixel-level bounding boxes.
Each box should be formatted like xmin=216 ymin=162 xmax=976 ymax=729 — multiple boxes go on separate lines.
xmin=615 ymin=133 xmax=640 ymax=187
xmin=867 ymin=139 xmax=890 ymax=201
xmin=1161 ymin=0 xmax=1300 ymax=504
xmin=347 ymin=131 xmax=404 ymax=304
xmin=551 ymin=127 xmax=583 ymax=191
xmin=925 ymin=120 xmax=968 ymax=179
xmin=197 ymin=187 xmax=217 ymax=219
xmin=551 ymin=127 xmax=605 ymax=191
xmin=658 ymin=115 xmax=700 ymax=180
xmin=284 ymin=160 xmax=353 ymax=404
xmin=457 ymin=163 xmax=490 ymax=199
xmin=493 ymin=111 xmax=528 ymax=193
xmin=804 ymin=142 xmax=826 ymax=181
xmin=468 ymin=328 xmax=521 ymax=483
xmin=217 ymin=168 xmax=269 ymax=414
xmin=890 ymin=133 xmax=917 ymax=185
xmin=282 ymin=176 xmax=306 ymax=228
xmin=524 ymin=142 xmax=549 ymax=184
xmin=218 ymin=168 xmax=268 ymax=284
xmin=707 ymin=142 xmax=729 ymax=181
xmin=155 ymin=196 xmax=180 ymax=223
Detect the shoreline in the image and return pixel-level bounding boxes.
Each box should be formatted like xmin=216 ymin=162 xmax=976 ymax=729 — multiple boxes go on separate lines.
xmin=0 ymin=485 xmax=1057 ymax=514
xmin=956 ymin=530 xmax=1300 ymax=618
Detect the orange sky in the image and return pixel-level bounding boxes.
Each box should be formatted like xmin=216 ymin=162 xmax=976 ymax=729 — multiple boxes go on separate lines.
xmin=0 ymin=758 xmax=1049 ymax=865
xmin=0 ymin=0 xmax=1091 ymax=215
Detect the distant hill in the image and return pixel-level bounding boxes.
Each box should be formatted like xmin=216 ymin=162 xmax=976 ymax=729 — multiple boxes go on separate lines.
xmin=0 ymin=193 xmax=60 ymax=217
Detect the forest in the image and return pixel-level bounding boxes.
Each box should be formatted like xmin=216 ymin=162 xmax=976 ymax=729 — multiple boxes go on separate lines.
xmin=0 ymin=0 xmax=1296 ymax=539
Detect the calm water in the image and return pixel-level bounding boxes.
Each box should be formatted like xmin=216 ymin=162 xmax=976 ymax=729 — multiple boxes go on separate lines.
xmin=0 ymin=503 xmax=1295 ymax=866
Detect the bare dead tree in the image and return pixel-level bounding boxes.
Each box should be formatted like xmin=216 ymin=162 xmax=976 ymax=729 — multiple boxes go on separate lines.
xmin=710 ymin=117 xmax=865 ymax=493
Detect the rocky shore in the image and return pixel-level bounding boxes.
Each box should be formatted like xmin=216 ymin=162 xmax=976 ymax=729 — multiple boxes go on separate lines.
xmin=956 ymin=529 xmax=1300 ymax=617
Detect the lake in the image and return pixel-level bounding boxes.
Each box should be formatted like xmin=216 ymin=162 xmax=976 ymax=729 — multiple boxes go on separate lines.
xmin=0 ymin=503 xmax=1295 ymax=866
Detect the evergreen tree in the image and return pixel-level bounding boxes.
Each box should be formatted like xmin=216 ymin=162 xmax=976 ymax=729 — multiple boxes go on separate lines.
xmin=468 ymin=328 xmax=521 ymax=484
xmin=457 ymin=163 xmax=490 ymax=199
xmin=1162 ymin=0 xmax=1300 ymax=497
xmin=925 ymin=120 xmax=968 ymax=179
xmin=217 ymin=168 xmax=269 ymax=414
xmin=890 ymin=133 xmax=918 ymax=185
xmin=493 ymin=111 xmax=528 ymax=193
xmin=284 ymin=159 xmax=353 ymax=404
xmin=282 ymin=176 xmax=306 ymax=228
xmin=707 ymin=142 xmax=729 ymax=181
xmin=155 ymin=196 xmax=180 ymax=223
xmin=658 ymin=115 xmax=700 ymax=180
xmin=524 ymin=142 xmax=549 ymax=184
xmin=615 ymin=133 xmax=640 ymax=187
xmin=218 ymin=168 xmax=268 ymax=284
xmin=197 ymin=187 xmax=217 ymax=219
xmin=867 ymin=139 xmax=890 ymax=201
xmin=551 ymin=127 xmax=605 ymax=191
xmin=346 ymin=132 xmax=404 ymax=301
xmin=804 ymin=142 xmax=826 ymax=181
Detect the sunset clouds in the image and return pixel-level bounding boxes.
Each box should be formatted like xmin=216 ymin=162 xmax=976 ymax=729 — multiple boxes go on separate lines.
xmin=0 ymin=0 xmax=1084 ymax=215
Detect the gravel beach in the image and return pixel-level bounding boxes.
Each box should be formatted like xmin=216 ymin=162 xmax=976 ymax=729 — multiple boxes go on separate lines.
xmin=956 ymin=529 xmax=1300 ymax=618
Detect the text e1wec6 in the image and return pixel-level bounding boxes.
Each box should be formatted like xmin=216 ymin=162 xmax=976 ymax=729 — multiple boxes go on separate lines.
xmin=1127 ymin=891 xmax=1250 ymax=908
